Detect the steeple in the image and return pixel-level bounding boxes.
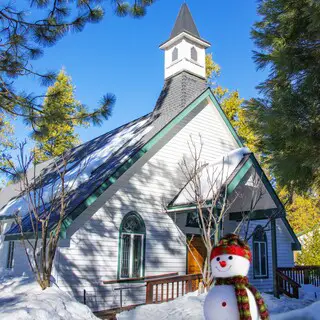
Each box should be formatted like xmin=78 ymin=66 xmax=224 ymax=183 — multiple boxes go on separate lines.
xmin=170 ymin=3 xmax=200 ymax=40
xmin=160 ymin=4 xmax=210 ymax=80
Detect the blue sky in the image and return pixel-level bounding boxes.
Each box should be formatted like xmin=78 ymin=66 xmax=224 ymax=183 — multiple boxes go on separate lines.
xmin=14 ymin=0 xmax=266 ymax=145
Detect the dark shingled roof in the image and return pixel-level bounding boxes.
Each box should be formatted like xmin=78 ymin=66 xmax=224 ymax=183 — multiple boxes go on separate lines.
xmin=2 ymin=71 xmax=208 ymax=235
xmin=170 ymin=4 xmax=201 ymax=40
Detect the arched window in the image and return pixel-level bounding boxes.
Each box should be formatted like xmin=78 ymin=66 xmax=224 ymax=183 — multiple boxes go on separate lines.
xmin=191 ymin=47 xmax=198 ymax=61
xmin=119 ymin=212 xmax=146 ymax=279
xmin=172 ymin=47 xmax=178 ymax=62
xmin=253 ymin=225 xmax=268 ymax=278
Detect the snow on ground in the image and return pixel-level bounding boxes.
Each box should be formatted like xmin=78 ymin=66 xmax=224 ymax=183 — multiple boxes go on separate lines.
xmin=118 ymin=285 xmax=320 ymax=320
xmin=0 ymin=277 xmax=98 ymax=320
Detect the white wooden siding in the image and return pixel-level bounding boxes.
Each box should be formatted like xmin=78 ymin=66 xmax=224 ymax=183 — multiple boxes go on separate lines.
xmin=240 ymin=219 xmax=274 ymax=293
xmin=276 ymin=219 xmax=294 ymax=267
xmin=55 ymin=100 xmax=241 ymax=310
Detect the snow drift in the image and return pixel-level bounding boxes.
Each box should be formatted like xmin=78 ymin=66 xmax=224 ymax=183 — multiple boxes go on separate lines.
xmin=118 ymin=285 xmax=320 ymax=320
xmin=0 ymin=277 xmax=98 ymax=320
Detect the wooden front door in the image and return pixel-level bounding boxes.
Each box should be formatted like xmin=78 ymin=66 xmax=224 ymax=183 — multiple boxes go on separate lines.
xmin=187 ymin=235 xmax=206 ymax=274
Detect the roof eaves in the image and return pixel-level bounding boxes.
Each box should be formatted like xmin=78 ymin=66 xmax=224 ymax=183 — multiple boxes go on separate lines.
xmin=10 ymin=88 xmax=212 ymax=239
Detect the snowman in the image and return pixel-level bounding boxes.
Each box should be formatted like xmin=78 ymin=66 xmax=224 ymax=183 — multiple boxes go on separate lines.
xmin=204 ymin=234 xmax=269 ymax=320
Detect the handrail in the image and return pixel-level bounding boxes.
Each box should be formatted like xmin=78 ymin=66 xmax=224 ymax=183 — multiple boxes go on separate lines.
xmin=277 ymin=270 xmax=301 ymax=288
xmin=102 ymin=272 xmax=179 ymax=284
xmin=145 ymin=273 xmax=202 ymax=304
xmin=145 ymin=273 xmax=202 ymax=286
xmin=277 ymin=266 xmax=320 ymax=287
xmin=278 ymin=266 xmax=320 ymax=271
xmin=276 ymin=269 xmax=300 ymax=299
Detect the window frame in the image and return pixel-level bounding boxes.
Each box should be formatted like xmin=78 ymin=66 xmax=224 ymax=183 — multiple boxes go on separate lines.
xmin=252 ymin=226 xmax=269 ymax=279
xmin=191 ymin=46 xmax=198 ymax=62
xmin=172 ymin=47 xmax=178 ymax=62
xmin=6 ymin=240 xmax=15 ymax=270
xmin=118 ymin=212 xmax=146 ymax=280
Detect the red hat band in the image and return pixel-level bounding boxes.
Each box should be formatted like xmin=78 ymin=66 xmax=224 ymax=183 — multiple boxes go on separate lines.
xmin=210 ymin=245 xmax=252 ymax=262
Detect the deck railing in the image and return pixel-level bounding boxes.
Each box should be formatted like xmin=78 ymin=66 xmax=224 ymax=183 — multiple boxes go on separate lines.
xmin=145 ymin=273 xmax=202 ymax=304
xmin=277 ymin=266 xmax=320 ymax=287
xmin=276 ymin=266 xmax=320 ymax=299
xmin=276 ymin=269 xmax=301 ymax=298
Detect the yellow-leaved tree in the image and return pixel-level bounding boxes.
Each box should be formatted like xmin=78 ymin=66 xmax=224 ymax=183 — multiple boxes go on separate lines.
xmin=205 ymin=53 xmax=257 ymax=152
xmin=0 ymin=113 xmax=16 ymax=186
xmin=32 ymin=70 xmax=83 ymax=163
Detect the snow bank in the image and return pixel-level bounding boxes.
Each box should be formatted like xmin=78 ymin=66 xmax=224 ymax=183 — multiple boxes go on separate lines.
xmin=0 ymin=277 xmax=98 ymax=320
xmin=118 ymin=285 xmax=320 ymax=320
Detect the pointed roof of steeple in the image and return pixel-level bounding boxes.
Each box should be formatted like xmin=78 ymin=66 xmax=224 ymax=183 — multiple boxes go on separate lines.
xmin=170 ymin=3 xmax=200 ymax=40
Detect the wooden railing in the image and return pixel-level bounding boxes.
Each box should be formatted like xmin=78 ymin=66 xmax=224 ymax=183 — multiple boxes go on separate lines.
xmin=102 ymin=272 xmax=179 ymax=285
xmin=145 ymin=273 xmax=202 ymax=304
xmin=277 ymin=266 xmax=320 ymax=287
xmin=276 ymin=269 xmax=301 ymax=298
xmin=276 ymin=266 xmax=320 ymax=299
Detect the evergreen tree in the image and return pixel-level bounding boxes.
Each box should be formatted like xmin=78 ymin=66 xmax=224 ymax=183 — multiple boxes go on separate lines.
xmin=245 ymin=0 xmax=320 ymax=193
xmin=33 ymin=70 xmax=83 ymax=162
xmin=206 ymin=53 xmax=319 ymax=237
xmin=0 ymin=0 xmax=155 ymax=129
xmin=296 ymin=229 xmax=320 ymax=266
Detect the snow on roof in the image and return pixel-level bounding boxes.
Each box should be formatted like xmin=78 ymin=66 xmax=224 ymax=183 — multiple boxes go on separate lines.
xmin=1 ymin=71 xmax=208 ymax=233
xmin=0 ymin=115 xmax=153 ymax=226
xmin=171 ymin=147 xmax=250 ymax=206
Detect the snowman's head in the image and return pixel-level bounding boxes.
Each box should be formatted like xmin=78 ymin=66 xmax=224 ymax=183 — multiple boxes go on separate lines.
xmin=210 ymin=234 xmax=251 ymax=278
xmin=210 ymin=254 xmax=250 ymax=278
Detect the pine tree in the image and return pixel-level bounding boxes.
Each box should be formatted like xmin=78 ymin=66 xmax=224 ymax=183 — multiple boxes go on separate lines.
xmin=0 ymin=1 xmax=155 ymax=130
xmin=246 ymin=0 xmax=320 ymax=193
xmin=33 ymin=70 xmax=84 ymax=162
xmin=206 ymin=53 xmax=319 ymax=238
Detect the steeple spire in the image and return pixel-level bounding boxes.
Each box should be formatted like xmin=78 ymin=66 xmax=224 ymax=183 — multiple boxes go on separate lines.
xmin=170 ymin=3 xmax=200 ymax=40
xmin=159 ymin=4 xmax=210 ymax=80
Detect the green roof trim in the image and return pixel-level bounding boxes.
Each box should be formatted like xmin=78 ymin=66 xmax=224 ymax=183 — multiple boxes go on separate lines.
xmin=282 ymin=216 xmax=301 ymax=251
xmin=248 ymin=154 xmax=301 ymax=250
xmin=208 ymin=90 xmax=244 ymax=148
xmin=229 ymin=209 xmax=276 ymax=221
xmin=227 ymin=158 xmax=253 ymax=195
xmin=62 ymin=88 xmax=245 ymax=233
xmin=4 ymin=86 xmax=246 ymax=240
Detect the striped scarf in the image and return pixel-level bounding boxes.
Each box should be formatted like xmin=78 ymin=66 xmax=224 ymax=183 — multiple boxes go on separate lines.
xmin=215 ymin=276 xmax=269 ymax=320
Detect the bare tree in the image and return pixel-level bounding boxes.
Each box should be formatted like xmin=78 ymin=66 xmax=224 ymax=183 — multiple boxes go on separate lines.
xmin=174 ymin=135 xmax=268 ymax=292
xmin=5 ymin=143 xmax=87 ymax=290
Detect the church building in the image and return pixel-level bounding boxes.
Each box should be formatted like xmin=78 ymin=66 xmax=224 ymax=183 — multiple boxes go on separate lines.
xmin=0 ymin=4 xmax=300 ymax=312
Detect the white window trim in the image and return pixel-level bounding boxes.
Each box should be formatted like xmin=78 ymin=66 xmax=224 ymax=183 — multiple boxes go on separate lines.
xmin=254 ymin=241 xmax=268 ymax=277
xmin=120 ymin=233 xmax=144 ymax=279
xmin=6 ymin=240 xmax=15 ymax=269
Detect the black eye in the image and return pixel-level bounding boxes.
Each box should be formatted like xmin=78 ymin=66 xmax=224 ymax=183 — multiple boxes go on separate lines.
xmin=228 ymin=256 xmax=233 ymax=260
xmin=216 ymin=257 xmax=220 ymax=261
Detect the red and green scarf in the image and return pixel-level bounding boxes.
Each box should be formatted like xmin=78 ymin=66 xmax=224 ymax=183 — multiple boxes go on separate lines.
xmin=215 ymin=276 xmax=269 ymax=320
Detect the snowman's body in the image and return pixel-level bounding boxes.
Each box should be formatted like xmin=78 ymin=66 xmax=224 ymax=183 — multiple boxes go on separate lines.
xmin=204 ymin=253 xmax=260 ymax=320
xmin=204 ymin=285 xmax=259 ymax=320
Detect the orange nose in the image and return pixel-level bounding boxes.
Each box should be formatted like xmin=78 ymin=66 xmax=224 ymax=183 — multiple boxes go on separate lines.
xmin=219 ymin=261 xmax=227 ymax=268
